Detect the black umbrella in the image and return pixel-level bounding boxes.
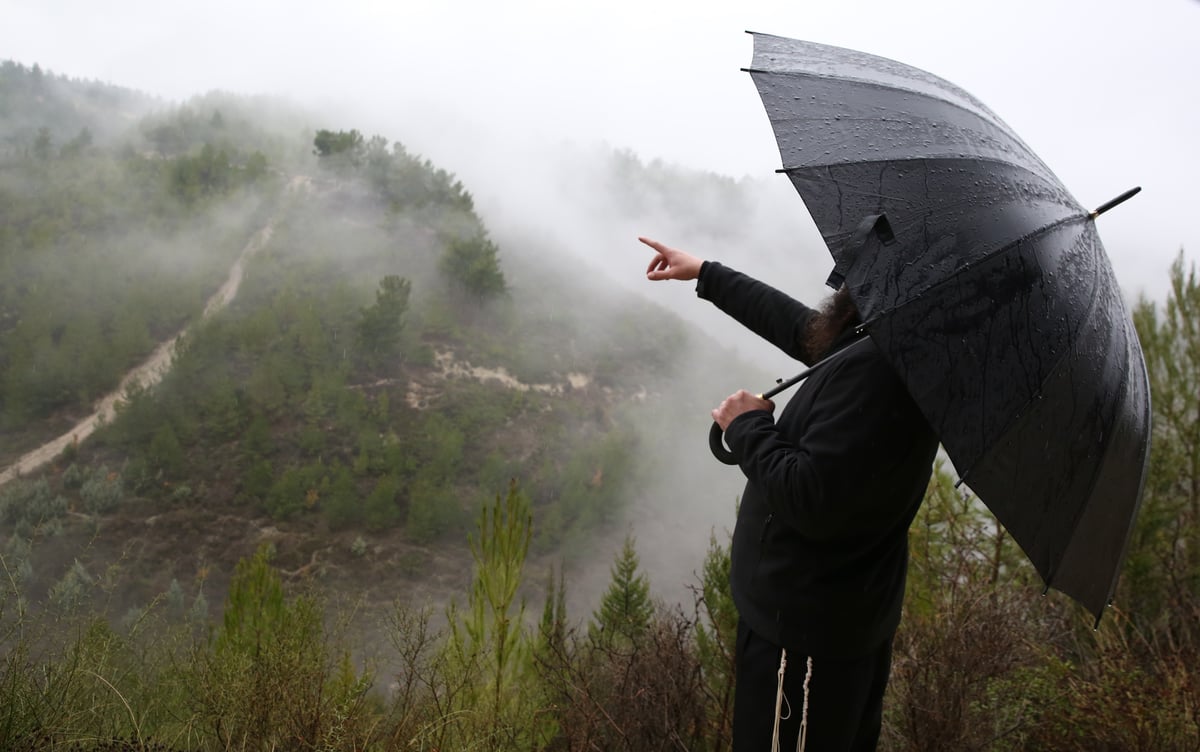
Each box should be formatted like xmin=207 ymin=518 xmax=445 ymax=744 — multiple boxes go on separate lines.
xmin=719 ymin=32 xmax=1150 ymax=625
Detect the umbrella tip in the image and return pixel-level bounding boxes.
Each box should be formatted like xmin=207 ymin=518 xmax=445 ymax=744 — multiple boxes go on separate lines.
xmin=1089 ymin=186 xmax=1141 ymax=219
xmin=1091 ymin=600 xmax=1116 ymax=631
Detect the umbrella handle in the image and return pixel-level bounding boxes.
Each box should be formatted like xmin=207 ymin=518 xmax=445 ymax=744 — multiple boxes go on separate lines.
xmin=709 ymin=422 xmax=738 ymax=465
xmin=705 ymin=336 xmax=874 ymax=467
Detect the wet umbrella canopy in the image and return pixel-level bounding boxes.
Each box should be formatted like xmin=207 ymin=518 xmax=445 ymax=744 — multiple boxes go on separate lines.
xmin=740 ymin=32 xmax=1150 ymax=624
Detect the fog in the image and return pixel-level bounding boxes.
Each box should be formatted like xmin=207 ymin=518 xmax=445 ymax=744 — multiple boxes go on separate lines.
xmin=4 ymin=0 xmax=1199 ymax=606
xmin=5 ymin=0 xmax=1198 ymax=300
xmin=481 ymin=145 xmax=838 ymax=606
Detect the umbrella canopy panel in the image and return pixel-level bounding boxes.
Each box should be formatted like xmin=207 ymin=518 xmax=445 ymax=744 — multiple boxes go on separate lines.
xmin=748 ymin=32 xmax=1078 ymax=279
xmin=745 ymin=32 xmax=1151 ymax=621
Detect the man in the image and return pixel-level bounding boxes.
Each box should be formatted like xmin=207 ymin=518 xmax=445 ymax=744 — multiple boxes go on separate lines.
xmin=641 ymin=237 xmax=938 ymax=751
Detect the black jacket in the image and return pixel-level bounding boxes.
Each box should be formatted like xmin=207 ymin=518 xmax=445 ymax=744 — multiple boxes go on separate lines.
xmin=698 ymin=262 xmax=938 ymax=659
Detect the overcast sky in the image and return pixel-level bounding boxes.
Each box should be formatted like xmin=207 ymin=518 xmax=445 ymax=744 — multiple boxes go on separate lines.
xmin=4 ymin=0 xmax=1198 ymax=301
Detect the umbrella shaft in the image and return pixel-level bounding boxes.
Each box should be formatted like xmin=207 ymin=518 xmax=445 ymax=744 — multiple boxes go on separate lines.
xmin=762 ymin=334 xmax=871 ymax=400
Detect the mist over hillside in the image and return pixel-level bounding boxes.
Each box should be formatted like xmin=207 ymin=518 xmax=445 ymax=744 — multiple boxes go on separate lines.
xmin=0 ymin=60 xmax=808 ymax=618
xmin=458 ymin=142 xmax=849 ymax=605
xmin=0 ymin=61 xmax=159 ymax=151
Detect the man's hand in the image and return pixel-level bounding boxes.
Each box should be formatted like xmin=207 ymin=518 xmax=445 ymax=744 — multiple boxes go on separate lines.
xmin=712 ymin=390 xmax=775 ymax=431
xmin=641 ymin=237 xmax=703 ymax=281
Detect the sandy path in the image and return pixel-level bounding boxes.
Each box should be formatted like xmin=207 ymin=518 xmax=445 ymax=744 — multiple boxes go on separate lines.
xmin=0 ymin=177 xmax=308 ymax=488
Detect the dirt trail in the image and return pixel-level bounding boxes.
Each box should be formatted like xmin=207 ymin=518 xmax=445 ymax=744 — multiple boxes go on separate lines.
xmin=0 ymin=176 xmax=309 ymax=489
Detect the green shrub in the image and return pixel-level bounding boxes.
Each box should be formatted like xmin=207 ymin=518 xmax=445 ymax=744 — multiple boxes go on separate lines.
xmin=48 ymin=560 xmax=92 ymax=612
xmin=264 ymin=463 xmax=325 ymax=520
xmin=241 ymin=458 xmax=274 ymax=502
xmin=363 ymin=474 xmax=402 ymax=532
xmin=0 ymin=478 xmax=67 ymax=535
xmin=322 ymin=464 xmax=362 ymax=530
xmin=79 ymin=467 xmax=124 ymax=514
xmin=165 ymin=578 xmax=186 ymax=619
xmin=61 ymin=463 xmax=85 ymax=489
xmin=147 ymin=422 xmax=186 ymax=478
xmin=191 ymin=544 xmax=375 ymax=749
xmin=3 ymin=535 xmax=35 ymax=588
xmin=406 ymin=477 xmax=461 ymax=542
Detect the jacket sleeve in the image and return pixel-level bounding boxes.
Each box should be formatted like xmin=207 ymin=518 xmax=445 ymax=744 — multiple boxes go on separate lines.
xmin=697 ymin=261 xmax=820 ymax=366
xmin=722 ymin=348 xmax=916 ymax=541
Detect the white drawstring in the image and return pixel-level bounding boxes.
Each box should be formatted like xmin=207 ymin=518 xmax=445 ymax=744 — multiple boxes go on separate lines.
xmin=798 ymin=655 xmax=813 ymax=752
xmin=770 ymin=648 xmax=815 ymax=752
xmin=770 ymin=648 xmax=788 ymax=752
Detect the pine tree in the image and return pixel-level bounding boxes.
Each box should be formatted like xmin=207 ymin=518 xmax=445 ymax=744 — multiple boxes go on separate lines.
xmin=589 ymin=533 xmax=653 ymax=647
xmin=217 ymin=544 xmax=287 ymax=658
xmin=537 ymin=564 xmax=568 ymax=662
xmin=694 ymin=529 xmax=737 ymax=746
xmin=441 ymin=481 xmax=547 ymax=749
xmin=439 ymin=233 xmax=506 ymax=302
xmin=356 ymin=275 xmax=410 ymax=369
xmin=148 ymin=422 xmax=185 ymax=479
xmin=1127 ymin=250 xmax=1200 ymax=625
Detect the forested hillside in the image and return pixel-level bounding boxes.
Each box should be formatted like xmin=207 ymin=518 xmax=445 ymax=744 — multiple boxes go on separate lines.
xmin=2 ymin=61 xmax=1199 ymax=750
xmin=0 ymin=59 xmax=764 ymax=608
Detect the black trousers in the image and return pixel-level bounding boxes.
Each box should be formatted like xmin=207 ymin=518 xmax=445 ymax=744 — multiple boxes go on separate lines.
xmin=732 ymin=620 xmax=893 ymax=752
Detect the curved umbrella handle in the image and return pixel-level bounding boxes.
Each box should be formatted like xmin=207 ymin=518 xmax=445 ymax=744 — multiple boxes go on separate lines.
xmin=709 ymin=421 xmax=738 ymax=465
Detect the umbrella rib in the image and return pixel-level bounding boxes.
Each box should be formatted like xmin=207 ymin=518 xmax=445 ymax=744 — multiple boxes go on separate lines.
xmin=906 ymin=213 xmax=1088 ymax=317
xmin=743 ymin=65 xmax=992 ymax=120
xmin=779 ymin=154 xmax=1067 ymax=201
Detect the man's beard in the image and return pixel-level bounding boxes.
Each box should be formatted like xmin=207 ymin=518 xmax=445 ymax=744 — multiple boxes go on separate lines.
xmin=804 ymin=286 xmax=862 ymax=361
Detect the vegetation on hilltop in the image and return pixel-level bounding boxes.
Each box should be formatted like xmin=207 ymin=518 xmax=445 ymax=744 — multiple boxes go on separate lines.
xmin=0 ymin=60 xmax=157 ymax=150
xmin=0 ymin=66 xmax=284 ymax=455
